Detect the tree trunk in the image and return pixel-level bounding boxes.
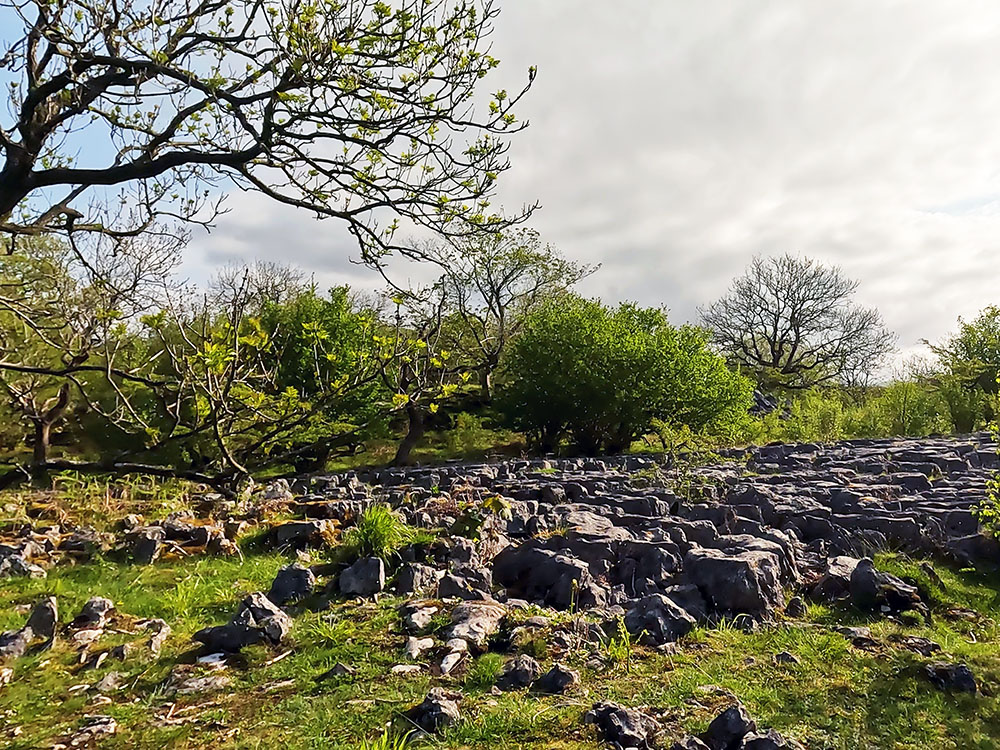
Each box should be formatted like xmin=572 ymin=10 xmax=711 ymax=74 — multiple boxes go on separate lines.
xmin=0 ymin=146 xmax=34 ymax=222
xmin=478 ymin=366 xmax=493 ymax=403
xmin=28 ymin=384 xmax=70 ymax=483
xmin=393 ymin=404 xmax=426 ymax=466
xmin=28 ymin=418 xmax=56 ymax=485
xmin=32 ymin=420 xmax=51 ymax=467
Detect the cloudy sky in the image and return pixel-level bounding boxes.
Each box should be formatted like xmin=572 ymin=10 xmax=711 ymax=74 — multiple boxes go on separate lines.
xmin=187 ymin=0 xmax=1000 ymax=360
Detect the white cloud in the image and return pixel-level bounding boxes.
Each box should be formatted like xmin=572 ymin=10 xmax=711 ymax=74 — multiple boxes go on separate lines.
xmin=187 ymin=0 xmax=1000 ymax=359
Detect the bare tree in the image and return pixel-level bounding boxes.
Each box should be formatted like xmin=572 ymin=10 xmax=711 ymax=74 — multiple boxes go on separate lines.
xmin=418 ymin=227 xmax=595 ymax=400
xmin=210 ymin=260 xmax=307 ymax=312
xmin=700 ymin=254 xmax=895 ymax=390
xmin=0 ymin=0 xmax=534 ymax=262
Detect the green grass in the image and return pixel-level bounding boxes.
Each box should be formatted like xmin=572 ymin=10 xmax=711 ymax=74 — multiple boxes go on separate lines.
xmin=2 ymin=548 xmax=1000 ymax=748
xmin=326 ymin=425 xmax=526 ymax=472
xmin=464 ymin=653 xmax=505 ymax=691
xmin=0 ymin=472 xmax=199 ymax=532
xmin=359 ymin=728 xmax=414 ymax=750
xmin=341 ymin=504 xmax=422 ymax=562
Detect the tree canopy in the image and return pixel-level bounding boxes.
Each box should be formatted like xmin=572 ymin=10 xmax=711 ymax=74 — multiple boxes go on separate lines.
xmin=417 ymin=226 xmax=595 ymax=400
xmin=497 ymin=295 xmax=754 ymax=455
xmin=0 ymin=0 xmax=534 ymax=262
xmin=700 ymin=254 xmax=895 ymax=390
xmin=931 ymin=306 xmax=1000 ymax=395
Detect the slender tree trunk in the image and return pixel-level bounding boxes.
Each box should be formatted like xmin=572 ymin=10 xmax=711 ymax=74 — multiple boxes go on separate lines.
xmin=393 ymin=404 xmax=426 ymax=466
xmin=32 ymin=420 xmax=51 ymax=466
xmin=28 ymin=384 xmax=70 ymax=483
xmin=29 ymin=418 xmax=56 ymax=485
xmin=478 ymin=366 xmax=493 ymax=403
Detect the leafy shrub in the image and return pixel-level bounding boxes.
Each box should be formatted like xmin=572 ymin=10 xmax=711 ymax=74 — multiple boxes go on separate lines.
xmin=984 ymin=469 xmax=1000 ymax=538
xmin=497 ymin=295 xmax=753 ymax=455
xmin=342 ymin=504 xmax=415 ymax=561
xmin=933 ymin=305 xmax=1000 ymax=395
xmin=450 ymin=493 xmax=512 ymax=541
xmin=256 ymin=286 xmax=389 ymax=470
xmin=778 ymin=389 xmax=846 ymax=443
xmin=975 ymin=413 xmax=1000 ymax=538
xmin=923 ymin=305 xmax=1000 ymax=432
xmin=745 ymin=384 xmax=953 ymax=445
xmin=737 ymin=389 xmax=845 ymax=445
xmin=843 ymin=381 xmax=951 ymax=437
xmin=935 ymin=374 xmax=987 ymax=434
xmin=445 ymin=412 xmax=492 ymax=455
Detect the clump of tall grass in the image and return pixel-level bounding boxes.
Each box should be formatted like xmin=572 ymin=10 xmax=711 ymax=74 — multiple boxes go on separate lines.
xmin=342 ymin=504 xmax=415 ymax=561
xmin=359 ymin=728 xmax=411 ymax=750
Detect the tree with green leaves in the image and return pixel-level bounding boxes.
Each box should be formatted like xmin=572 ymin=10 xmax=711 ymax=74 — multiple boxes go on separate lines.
xmin=497 ymin=295 xmax=754 ymax=455
xmin=0 ymin=242 xmax=398 ymax=489
xmin=0 ymin=233 xmax=178 ymax=482
xmin=257 ymin=284 xmax=390 ymax=470
xmin=417 ymin=227 xmax=595 ymax=401
xmin=380 ymin=287 xmax=469 ymax=466
xmin=0 ymin=0 xmax=534 ymax=264
xmin=928 ymin=306 xmax=1000 ymax=394
xmin=921 ymin=306 xmax=1000 ymax=433
xmin=117 ymin=276 xmax=390 ymax=486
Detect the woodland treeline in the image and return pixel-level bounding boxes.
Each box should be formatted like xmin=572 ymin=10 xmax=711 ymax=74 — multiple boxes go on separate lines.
xmin=0 ymin=0 xmax=997 ymax=491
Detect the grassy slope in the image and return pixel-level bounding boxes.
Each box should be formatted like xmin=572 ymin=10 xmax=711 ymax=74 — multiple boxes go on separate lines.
xmin=1 ymin=550 xmax=999 ymax=749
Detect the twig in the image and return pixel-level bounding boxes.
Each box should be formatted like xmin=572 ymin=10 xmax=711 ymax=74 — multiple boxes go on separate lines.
xmin=263 ymin=649 xmax=293 ymax=667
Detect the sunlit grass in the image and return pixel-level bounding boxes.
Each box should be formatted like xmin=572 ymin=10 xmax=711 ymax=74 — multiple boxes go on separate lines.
xmin=2 ymin=548 xmax=1000 ymax=748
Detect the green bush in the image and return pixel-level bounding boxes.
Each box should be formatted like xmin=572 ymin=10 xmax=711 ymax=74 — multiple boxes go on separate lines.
xmin=782 ymin=389 xmax=846 ymax=443
xmin=930 ymin=375 xmax=984 ymax=434
xmin=257 ymin=286 xmax=389 ymax=468
xmin=735 ymin=389 xmax=844 ymax=445
xmin=975 ymin=391 xmax=1000 ymax=537
xmin=923 ymin=305 xmax=1000 ymax=432
xmin=935 ymin=306 xmax=1000 ymax=395
xmin=843 ymin=381 xmax=951 ymax=437
xmin=445 ymin=412 xmax=492 ymax=455
xmin=496 ymin=295 xmax=753 ymax=455
xmin=744 ymin=383 xmax=953 ymax=445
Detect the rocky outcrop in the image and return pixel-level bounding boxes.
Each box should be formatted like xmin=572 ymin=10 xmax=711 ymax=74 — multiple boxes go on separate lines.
xmin=671 ymin=700 xmax=804 ymax=750
xmin=235 ymin=433 xmax=1000 ymax=629
xmin=624 ymin=594 xmax=697 ymax=644
xmin=446 ymin=601 xmax=505 ymax=650
xmin=925 ymin=662 xmax=978 ymax=693
xmin=193 ymin=592 xmax=292 ymax=652
xmin=585 ymin=701 xmax=661 ymax=750
xmin=495 ymin=654 xmax=541 ymax=691
xmin=533 ymin=662 xmax=580 ymax=694
xmin=684 ymin=543 xmax=788 ymax=619
xmin=267 ymin=563 xmax=316 ymax=605
xmin=848 ymin=558 xmax=925 ymax=615
xmin=493 ymin=542 xmax=606 ymax=610
xmin=339 ymin=556 xmax=386 ymax=596
xmin=406 ymin=688 xmax=461 ymax=733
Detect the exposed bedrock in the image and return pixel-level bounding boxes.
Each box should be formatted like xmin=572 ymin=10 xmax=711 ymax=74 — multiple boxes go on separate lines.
xmin=292 ymin=433 xmax=998 ymax=624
